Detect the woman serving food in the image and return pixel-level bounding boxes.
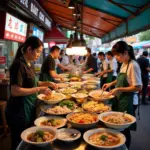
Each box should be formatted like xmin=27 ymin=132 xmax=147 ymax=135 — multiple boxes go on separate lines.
xmin=103 ymin=41 xmax=142 ymax=149
xmin=5 ymin=37 xmax=57 ymax=150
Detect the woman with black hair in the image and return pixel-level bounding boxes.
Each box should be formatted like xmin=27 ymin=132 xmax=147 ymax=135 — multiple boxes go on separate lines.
xmin=103 ymin=41 xmax=142 ymax=149
xmin=5 ymin=36 xmax=57 ymax=150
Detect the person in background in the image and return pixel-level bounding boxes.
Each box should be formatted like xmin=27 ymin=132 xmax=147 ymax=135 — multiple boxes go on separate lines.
xmin=5 ymin=37 xmax=57 ymax=150
xmin=39 ymin=46 xmax=63 ymax=82
xmin=55 ymin=58 xmax=70 ymax=74
xmin=95 ymin=52 xmax=108 ymax=88
xmin=103 ymin=41 xmax=142 ymax=149
xmin=60 ymin=49 xmax=69 ymax=66
xmin=137 ymin=51 xmax=150 ymax=105
xmin=82 ymin=47 xmax=98 ymax=74
xmin=106 ymin=51 xmax=118 ymax=83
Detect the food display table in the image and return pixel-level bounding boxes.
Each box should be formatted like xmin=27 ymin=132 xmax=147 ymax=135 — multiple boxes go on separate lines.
xmin=17 ymin=139 xmax=127 ymax=150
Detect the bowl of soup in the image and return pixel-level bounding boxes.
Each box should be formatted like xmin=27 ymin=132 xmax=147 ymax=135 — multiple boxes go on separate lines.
xmin=83 ymin=128 xmax=126 ymax=149
xmin=21 ymin=126 xmax=57 ymax=146
xmin=99 ymin=111 xmax=136 ymax=130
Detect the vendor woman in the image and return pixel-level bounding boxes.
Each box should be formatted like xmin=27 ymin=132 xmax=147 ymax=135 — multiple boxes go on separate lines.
xmin=103 ymin=41 xmax=142 ymax=149
xmin=5 ymin=36 xmax=57 ymax=150
xmin=39 ymin=46 xmax=63 ymax=81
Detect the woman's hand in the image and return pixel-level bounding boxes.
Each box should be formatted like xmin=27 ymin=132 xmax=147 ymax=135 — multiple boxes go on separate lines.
xmin=102 ymin=83 xmax=112 ymax=91
xmin=38 ymin=87 xmax=52 ymax=95
xmin=49 ymin=82 xmax=58 ymax=90
xmin=94 ymin=72 xmax=99 ymax=76
xmin=109 ymin=88 xmax=120 ymax=96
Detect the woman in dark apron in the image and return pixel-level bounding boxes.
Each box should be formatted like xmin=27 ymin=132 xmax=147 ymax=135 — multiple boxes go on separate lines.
xmin=103 ymin=41 xmax=142 ymax=149
xmin=5 ymin=37 xmax=57 ymax=150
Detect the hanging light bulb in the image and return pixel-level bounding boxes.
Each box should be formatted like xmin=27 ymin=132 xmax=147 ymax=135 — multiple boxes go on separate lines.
xmin=68 ymin=0 xmax=75 ymax=9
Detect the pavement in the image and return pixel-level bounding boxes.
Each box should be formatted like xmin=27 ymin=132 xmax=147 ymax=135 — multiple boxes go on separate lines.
xmin=0 ymin=103 xmax=150 ymax=150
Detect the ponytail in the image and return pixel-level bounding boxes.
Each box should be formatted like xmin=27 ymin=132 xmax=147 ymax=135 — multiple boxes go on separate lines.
xmin=112 ymin=41 xmax=136 ymax=60
xmin=128 ymin=45 xmax=136 ymax=60
xmin=14 ymin=44 xmax=24 ymax=61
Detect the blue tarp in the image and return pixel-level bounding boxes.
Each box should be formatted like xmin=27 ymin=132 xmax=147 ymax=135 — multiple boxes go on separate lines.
xmin=132 ymin=41 xmax=150 ymax=49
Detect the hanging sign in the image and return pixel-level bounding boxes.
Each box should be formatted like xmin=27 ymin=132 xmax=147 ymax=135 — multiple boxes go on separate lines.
xmin=4 ymin=13 xmax=27 ymax=42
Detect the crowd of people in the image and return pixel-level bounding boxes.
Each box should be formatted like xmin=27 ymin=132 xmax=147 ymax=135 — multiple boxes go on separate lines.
xmin=5 ymin=36 xmax=150 ymax=150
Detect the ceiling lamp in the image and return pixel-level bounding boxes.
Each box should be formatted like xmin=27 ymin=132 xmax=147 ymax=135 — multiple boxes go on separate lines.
xmin=77 ymin=16 xmax=82 ymax=23
xmin=73 ymin=25 xmax=77 ymax=29
xmin=68 ymin=0 xmax=75 ymax=9
xmin=73 ymin=8 xmax=80 ymax=16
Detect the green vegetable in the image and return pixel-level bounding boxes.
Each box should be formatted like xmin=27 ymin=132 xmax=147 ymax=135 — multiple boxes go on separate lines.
xmin=36 ymin=130 xmax=44 ymax=137
xmin=59 ymin=100 xmax=75 ymax=110
xmin=36 ymin=137 xmax=43 ymax=142
xmin=100 ymin=135 xmax=108 ymax=141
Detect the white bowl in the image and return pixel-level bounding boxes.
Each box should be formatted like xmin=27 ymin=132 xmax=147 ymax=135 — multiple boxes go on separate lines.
xmin=37 ymin=93 xmax=66 ymax=104
xmin=21 ymin=126 xmax=57 ymax=146
xmin=89 ymin=90 xmax=114 ymax=101
xmin=83 ymin=74 xmax=94 ymax=77
xmin=69 ymin=82 xmax=84 ymax=86
xmin=99 ymin=111 xmax=136 ymax=130
xmin=34 ymin=116 xmax=67 ymax=129
xmin=83 ymin=128 xmax=126 ymax=149
xmin=66 ymin=112 xmax=99 ymax=129
xmin=57 ymin=128 xmax=81 ymax=142
xmin=83 ymin=80 xmax=100 ymax=85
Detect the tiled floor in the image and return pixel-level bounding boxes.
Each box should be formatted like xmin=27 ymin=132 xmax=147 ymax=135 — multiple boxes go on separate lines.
xmin=0 ymin=104 xmax=150 ymax=150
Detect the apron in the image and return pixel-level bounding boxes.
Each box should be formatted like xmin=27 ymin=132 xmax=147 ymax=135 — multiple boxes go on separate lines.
xmin=106 ymin=63 xmax=113 ymax=83
xmin=112 ymin=61 xmax=136 ymax=130
xmin=39 ymin=72 xmax=54 ymax=82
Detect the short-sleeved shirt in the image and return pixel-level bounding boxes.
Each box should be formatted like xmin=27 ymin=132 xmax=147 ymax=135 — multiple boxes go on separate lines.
xmin=8 ymin=57 xmax=36 ymax=111
xmin=100 ymin=59 xmax=108 ymax=77
xmin=86 ymin=54 xmax=98 ymax=73
xmin=137 ymin=56 xmax=149 ymax=77
xmin=41 ymin=54 xmax=55 ymax=75
xmin=55 ymin=59 xmax=60 ymax=69
xmin=109 ymin=58 xmax=118 ymax=77
xmin=120 ymin=60 xmax=142 ymax=105
xmin=61 ymin=55 xmax=69 ymax=65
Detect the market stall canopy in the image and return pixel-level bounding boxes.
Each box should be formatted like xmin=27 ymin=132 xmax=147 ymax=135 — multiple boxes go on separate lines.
xmin=38 ymin=0 xmax=150 ymax=43
xmin=132 ymin=41 xmax=150 ymax=49
xmin=44 ymin=26 xmax=69 ymax=44
xmin=143 ymin=41 xmax=150 ymax=48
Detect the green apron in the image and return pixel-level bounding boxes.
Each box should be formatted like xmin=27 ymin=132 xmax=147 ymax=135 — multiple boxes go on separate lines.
xmin=24 ymin=76 xmax=38 ymax=126
xmin=112 ymin=61 xmax=136 ymax=130
xmin=100 ymin=62 xmax=106 ymax=88
xmin=106 ymin=63 xmax=113 ymax=83
xmin=39 ymin=73 xmax=53 ymax=82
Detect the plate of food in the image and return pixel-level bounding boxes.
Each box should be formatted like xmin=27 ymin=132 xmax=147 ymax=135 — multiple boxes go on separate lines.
xmin=54 ymin=78 xmax=70 ymax=83
xmin=83 ymin=80 xmax=100 ymax=85
xmin=37 ymin=92 xmax=66 ymax=104
xmin=83 ymin=128 xmax=126 ymax=149
xmin=59 ymin=73 xmax=69 ymax=78
xmin=57 ymin=128 xmax=81 ymax=142
xmin=57 ymin=83 xmax=69 ymax=89
xmin=59 ymin=88 xmax=77 ymax=94
xmin=72 ymin=93 xmax=88 ymax=104
xmin=77 ymin=89 xmax=88 ymax=94
xmin=40 ymin=104 xmax=72 ymax=115
xmin=66 ymin=112 xmax=99 ymax=129
xmin=85 ymin=85 xmax=97 ymax=90
xmin=59 ymin=100 xmax=77 ymax=110
xmin=82 ymin=101 xmax=111 ymax=113
xmin=83 ymin=74 xmax=94 ymax=77
xmin=70 ymin=77 xmax=81 ymax=82
xmin=70 ymin=84 xmax=82 ymax=90
xmin=34 ymin=116 xmax=67 ymax=129
xmin=21 ymin=126 xmax=57 ymax=146
xmin=99 ymin=111 xmax=136 ymax=130
xmin=89 ymin=90 xmax=114 ymax=101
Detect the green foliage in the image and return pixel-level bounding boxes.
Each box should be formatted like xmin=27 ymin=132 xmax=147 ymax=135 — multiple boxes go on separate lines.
xmin=139 ymin=29 xmax=150 ymax=41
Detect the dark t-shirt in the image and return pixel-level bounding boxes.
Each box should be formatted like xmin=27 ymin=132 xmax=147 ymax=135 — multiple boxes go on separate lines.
xmin=137 ymin=56 xmax=149 ymax=76
xmin=41 ymin=54 xmax=55 ymax=75
xmin=7 ymin=57 xmax=36 ymax=111
xmin=86 ymin=54 xmax=98 ymax=73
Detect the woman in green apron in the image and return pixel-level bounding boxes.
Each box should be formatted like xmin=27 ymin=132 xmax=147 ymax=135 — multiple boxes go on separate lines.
xmin=103 ymin=41 xmax=142 ymax=149
xmin=5 ymin=37 xmax=57 ymax=150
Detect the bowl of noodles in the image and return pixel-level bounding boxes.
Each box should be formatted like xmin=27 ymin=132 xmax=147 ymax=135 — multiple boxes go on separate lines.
xmin=99 ymin=111 xmax=136 ymax=130
xmin=83 ymin=128 xmax=126 ymax=149
xmin=37 ymin=92 xmax=66 ymax=104
xmin=66 ymin=112 xmax=99 ymax=129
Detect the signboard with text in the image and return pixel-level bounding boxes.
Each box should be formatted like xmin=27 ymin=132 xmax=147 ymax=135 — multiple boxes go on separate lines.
xmin=32 ymin=26 xmax=44 ymax=41
xmin=4 ymin=13 xmax=27 ymax=42
xmin=14 ymin=0 xmax=52 ymax=30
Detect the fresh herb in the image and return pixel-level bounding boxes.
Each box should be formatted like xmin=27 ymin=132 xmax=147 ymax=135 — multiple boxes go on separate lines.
xmin=59 ymin=100 xmax=75 ymax=110
xmin=100 ymin=135 xmax=108 ymax=141
xmin=36 ymin=130 xmax=44 ymax=137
